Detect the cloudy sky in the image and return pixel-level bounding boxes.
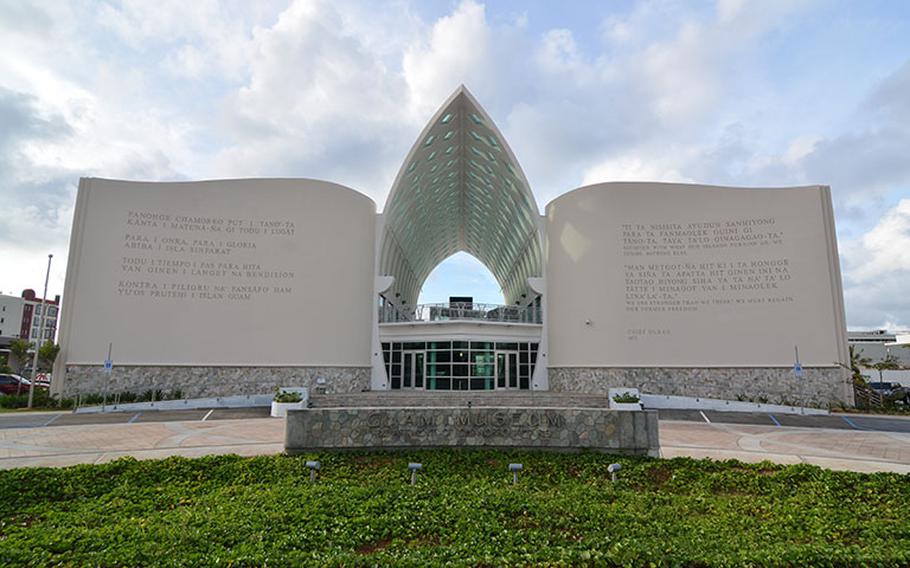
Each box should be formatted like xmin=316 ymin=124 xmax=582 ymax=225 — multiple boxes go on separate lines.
xmin=1 ymin=0 xmax=909 ymax=329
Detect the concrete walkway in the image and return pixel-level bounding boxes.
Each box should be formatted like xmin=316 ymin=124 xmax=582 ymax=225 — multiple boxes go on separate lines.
xmin=0 ymin=417 xmax=284 ymax=469
xmin=660 ymin=420 xmax=910 ymax=474
xmin=0 ymin=416 xmax=909 ymax=473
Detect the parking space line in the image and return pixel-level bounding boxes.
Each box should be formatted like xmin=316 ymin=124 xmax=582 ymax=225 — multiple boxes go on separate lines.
xmin=43 ymin=414 xmax=62 ymax=427
xmin=768 ymin=414 xmax=781 ymax=427
xmin=127 ymin=413 xmax=141 ymax=424
xmin=841 ymin=416 xmax=870 ymax=430
xmin=201 ymin=409 xmax=214 ymax=422
xmin=699 ymin=411 xmax=711 ymax=424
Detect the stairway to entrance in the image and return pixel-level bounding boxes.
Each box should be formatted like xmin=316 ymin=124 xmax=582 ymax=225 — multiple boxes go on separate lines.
xmin=309 ymin=391 xmax=609 ymax=409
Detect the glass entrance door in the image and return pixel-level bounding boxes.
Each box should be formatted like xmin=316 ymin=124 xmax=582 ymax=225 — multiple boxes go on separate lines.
xmin=495 ymin=351 xmax=519 ymax=389
xmin=401 ymin=351 xmax=425 ymax=389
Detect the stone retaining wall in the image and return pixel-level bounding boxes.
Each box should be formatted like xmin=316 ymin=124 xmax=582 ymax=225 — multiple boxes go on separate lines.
xmin=59 ymin=366 xmax=370 ymax=398
xmin=548 ymin=367 xmax=852 ymax=408
xmin=285 ymin=407 xmax=659 ymax=456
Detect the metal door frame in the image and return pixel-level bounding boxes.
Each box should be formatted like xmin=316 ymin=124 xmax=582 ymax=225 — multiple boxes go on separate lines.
xmin=401 ymin=350 xmax=426 ymax=389
xmin=495 ymin=350 xmax=519 ymax=390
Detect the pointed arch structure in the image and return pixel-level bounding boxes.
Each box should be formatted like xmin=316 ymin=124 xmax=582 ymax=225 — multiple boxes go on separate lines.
xmin=379 ymin=86 xmax=543 ymax=306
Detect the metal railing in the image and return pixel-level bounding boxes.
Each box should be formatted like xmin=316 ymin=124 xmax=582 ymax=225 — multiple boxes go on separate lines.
xmin=853 ymin=382 xmax=883 ymax=409
xmin=380 ymin=302 xmax=542 ymax=324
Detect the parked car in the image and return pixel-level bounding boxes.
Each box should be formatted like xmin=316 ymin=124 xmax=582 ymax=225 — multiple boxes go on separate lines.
xmin=33 ymin=373 xmax=51 ymax=388
xmin=868 ymin=382 xmax=902 ymax=396
xmin=0 ymin=374 xmax=32 ymax=395
xmin=869 ymin=382 xmax=910 ymax=404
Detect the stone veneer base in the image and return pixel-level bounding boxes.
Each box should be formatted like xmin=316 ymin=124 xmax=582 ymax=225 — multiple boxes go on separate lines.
xmin=548 ymin=367 xmax=853 ymax=409
xmin=286 ymin=407 xmax=659 ymax=456
xmin=60 ymin=366 xmax=370 ymax=398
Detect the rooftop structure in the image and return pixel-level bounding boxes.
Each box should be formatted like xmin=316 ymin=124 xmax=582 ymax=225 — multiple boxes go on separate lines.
xmin=380 ymin=87 xmax=542 ymax=307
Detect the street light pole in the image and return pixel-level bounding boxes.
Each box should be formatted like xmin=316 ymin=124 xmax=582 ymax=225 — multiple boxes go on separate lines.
xmin=28 ymin=254 xmax=53 ymax=409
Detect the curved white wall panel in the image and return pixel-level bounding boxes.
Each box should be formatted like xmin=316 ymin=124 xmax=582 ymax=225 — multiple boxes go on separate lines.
xmin=545 ymin=182 xmax=848 ymax=368
xmin=59 ymin=178 xmax=376 ymax=367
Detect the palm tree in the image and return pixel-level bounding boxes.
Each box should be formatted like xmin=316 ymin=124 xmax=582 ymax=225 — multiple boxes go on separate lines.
xmin=837 ymin=345 xmax=872 ymax=385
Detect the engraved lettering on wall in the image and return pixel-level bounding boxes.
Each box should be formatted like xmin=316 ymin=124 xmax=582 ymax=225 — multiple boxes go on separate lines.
xmin=118 ymin=210 xmax=297 ymax=301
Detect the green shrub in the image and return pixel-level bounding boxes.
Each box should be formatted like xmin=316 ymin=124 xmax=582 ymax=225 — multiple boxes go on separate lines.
xmin=1 ymin=451 xmax=909 ymax=566
xmin=0 ymin=390 xmax=72 ymax=410
xmin=611 ymin=391 xmax=640 ymax=403
xmin=273 ymin=389 xmax=303 ymax=403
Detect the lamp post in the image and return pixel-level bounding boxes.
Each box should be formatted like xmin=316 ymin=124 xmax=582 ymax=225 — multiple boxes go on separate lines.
xmin=28 ymin=254 xmax=53 ymax=409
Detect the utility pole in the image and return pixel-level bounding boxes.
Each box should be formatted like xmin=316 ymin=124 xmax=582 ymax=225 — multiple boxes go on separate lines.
xmin=28 ymin=254 xmax=53 ymax=409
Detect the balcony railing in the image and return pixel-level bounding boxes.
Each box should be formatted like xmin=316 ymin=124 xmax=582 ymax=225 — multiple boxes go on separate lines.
xmin=380 ymin=302 xmax=542 ymax=324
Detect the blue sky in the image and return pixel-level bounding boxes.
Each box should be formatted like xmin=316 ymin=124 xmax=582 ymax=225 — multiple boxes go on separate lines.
xmin=1 ymin=0 xmax=909 ymax=327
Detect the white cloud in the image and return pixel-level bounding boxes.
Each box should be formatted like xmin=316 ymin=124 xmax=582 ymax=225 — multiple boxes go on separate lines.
xmin=845 ymin=200 xmax=910 ymax=282
xmin=211 ymin=0 xmax=418 ymax=197
xmin=402 ymin=0 xmax=492 ymax=115
xmin=0 ymin=0 xmax=908 ymax=329
xmin=581 ymin=154 xmax=691 ymax=186
xmin=841 ymin=199 xmax=910 ymax=328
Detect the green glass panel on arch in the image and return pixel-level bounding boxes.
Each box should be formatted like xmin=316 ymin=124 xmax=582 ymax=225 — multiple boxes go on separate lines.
xmin=382 ymin=341 xmax=537 ymax=391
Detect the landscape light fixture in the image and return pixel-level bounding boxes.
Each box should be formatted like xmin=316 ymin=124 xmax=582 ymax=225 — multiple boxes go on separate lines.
xmin=508 ymin=463 xmax=523 ymax=484
xmin=408 ymin=462 xmax=423 ymax=485
xmin=305 ymin=460 xmax=321 ymax=482
xmin=607 ymin=463 xmax=622 ymax=483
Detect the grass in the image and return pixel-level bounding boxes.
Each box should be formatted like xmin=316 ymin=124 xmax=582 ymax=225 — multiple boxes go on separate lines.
xmin=1 ymin=451 xmax=909 ymax=566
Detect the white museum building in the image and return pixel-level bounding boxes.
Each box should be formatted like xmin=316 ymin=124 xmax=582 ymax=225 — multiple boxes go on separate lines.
xmin=53 ymin=87 xmax=853 ymax=408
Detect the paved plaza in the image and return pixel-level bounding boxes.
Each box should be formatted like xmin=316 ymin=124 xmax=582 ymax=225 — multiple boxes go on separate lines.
xmin=1 ymin=409 xmax=909 ymax=473
xmin=660 ymin=420 xmax=910 ymax=474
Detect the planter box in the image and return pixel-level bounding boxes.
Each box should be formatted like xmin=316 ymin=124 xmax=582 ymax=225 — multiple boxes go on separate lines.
xmin=271 ymin=401 xmax=306 ymax=418
xmin=609 ymin=387 xmax=643 ymax=411
xmin=610 ymin=402 xmax=643 ymax=411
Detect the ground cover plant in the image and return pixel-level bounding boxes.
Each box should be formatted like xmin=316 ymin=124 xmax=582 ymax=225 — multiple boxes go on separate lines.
xmin=1 ymin=451 xmax=909 ymax=566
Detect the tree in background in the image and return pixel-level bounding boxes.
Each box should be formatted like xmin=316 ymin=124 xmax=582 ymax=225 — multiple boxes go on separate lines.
xmin=871 ymin=354 xmax=901 ymax=381
xmin=8 ymin=339 xmax=32 ymax=395
xmin=38 ymin=341 xmax=60 ymax=372
xmin=8 ymin=339 xmax=31 ymax=372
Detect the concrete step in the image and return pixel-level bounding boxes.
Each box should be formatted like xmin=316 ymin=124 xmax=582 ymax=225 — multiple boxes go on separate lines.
xmin=309 ymin=391 xmax=609 ymax=409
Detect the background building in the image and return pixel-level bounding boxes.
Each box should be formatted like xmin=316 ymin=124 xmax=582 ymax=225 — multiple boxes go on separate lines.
xmin=0 ymin=290 xmax=59 ymax=350
xmin=0 ymin=294 xmax=25 ymax=350
xmin=848 ymin=330 xmax=910 ymax=368
xmin=53 ymin=87 xmax=852 ymax=407
xmin=20 ymin=289 xmax=60 ymax=345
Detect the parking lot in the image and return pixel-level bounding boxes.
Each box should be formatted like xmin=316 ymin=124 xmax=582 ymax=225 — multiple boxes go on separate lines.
xmin=0 ymin=407 xmax=270 ymax=430
xmin=2 ymin=406 xmax=910 ymax=433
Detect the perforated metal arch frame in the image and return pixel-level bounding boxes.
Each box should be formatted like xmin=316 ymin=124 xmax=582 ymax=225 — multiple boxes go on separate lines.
xmin=380 ymin=86 xmax=542 ymax=306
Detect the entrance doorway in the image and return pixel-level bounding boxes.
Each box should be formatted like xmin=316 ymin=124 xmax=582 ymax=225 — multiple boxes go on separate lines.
xmin=401 ymin=351 xmax=425 ymax=389
xmin=496 ymin=351 xmax=519 ymax=389
xmin=382 ymin=341 xmax=536 ymax=390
